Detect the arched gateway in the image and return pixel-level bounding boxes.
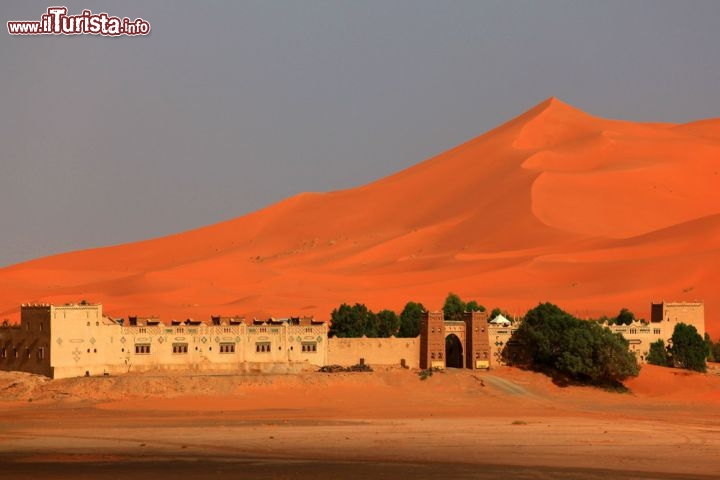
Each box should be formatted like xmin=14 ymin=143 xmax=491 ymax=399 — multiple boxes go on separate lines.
xmin=419 ymin=311 xmax=491 ymax=370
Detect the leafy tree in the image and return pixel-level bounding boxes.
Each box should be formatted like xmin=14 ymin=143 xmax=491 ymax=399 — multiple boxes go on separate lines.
xmin=704 ymin=334 xmax=715 ymax=362
xmin=376 ymin=309 xmax=400 ymax=338
xmin=329 ymin=303 xmax=378 ymax=338
xmin=710 ymin=335 xmax=720 ymax=363
xmin=669 ymin=323 xmax=708 ymax=372
xmin=615 ymin=308 xmax=635 ymax=326
xmin=443 ymin=292 xmax=465 ymax=321
xmin=647 ymin=339 xmax=671 ymax=367
xmin=398 ymin=302 xmax=424 ymax=338
xmin=509 ymin=302 xmax=639 ymax=386
xmin=465 ymin=300 xmax=486 ymax=313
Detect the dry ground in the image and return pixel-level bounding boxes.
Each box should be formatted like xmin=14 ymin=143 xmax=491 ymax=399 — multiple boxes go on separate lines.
xmin=1 ymin=364 xmax=719 ymax=479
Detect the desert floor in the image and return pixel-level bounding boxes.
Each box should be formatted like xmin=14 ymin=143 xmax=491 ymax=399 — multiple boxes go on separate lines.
xmin=1 ymin=364 xmax=719 ymax=479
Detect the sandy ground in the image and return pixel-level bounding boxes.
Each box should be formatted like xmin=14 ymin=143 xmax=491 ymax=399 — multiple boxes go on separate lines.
xmin=1 ymin=364 xmax=719 ymax=479
xmin=1 ymin=97 xmax=719 ymax=338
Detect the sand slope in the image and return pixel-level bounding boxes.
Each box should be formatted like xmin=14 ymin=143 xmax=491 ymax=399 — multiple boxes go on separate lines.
xmin=1 ymin=97 xmax=718 ymax=336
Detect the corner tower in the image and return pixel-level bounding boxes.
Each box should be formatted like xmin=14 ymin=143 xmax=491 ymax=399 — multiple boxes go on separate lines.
xmin=464 ymin=310 xmax=490 ymax=369
xmin=420 ymin=311 xmax=445 ymax=369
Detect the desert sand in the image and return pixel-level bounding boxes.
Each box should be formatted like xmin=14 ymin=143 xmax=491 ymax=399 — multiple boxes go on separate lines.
xmin=1 ymin=364 xmax=719 ymax=479
xmin=1 ymin=97 xmax=719 ymax=339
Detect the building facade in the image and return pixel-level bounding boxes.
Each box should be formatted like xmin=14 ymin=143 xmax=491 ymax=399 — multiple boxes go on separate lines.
xmin=0 ymin=300 xmax=706 ymax=379
xmin=488 ymin=301 xmax=706 ymax=365
xmin=0 ymin=303 xmax=328 ymax=379
xmin=608 ymin=301 xmax=705 ymax=363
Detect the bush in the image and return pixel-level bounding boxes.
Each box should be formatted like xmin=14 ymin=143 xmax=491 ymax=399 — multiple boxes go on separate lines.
xmin=509 ymin=302 xmax=639 ymax=387
xmin=647 ymin=339 xmax=671 ymax=367
xmin=669 ymin=323 xmax=708 ymax=372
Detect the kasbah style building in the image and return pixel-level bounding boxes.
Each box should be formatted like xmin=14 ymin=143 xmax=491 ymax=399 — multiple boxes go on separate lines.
xmin=0 ymin=300 xmax=706 ymax=380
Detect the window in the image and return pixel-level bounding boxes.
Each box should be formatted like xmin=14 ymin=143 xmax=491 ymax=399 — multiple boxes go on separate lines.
xmin=301 ymin=342 xmax=317 ymax=353
xmin=135 ymin=344 xmax=150 ymax=354
xmin=26 ymin=347 xmax=31 ymax=358
xmin=138 ymin=327 xmax=147 ymax=333
xmin=176 ymin=327 xmax=184 ymax=334
xmin=255 ymin=342 xmax=271 ymax=353
xmin=630 ymin=328 xmax=637 ymax=335
xmin=172 ymin=343 xmax=188 ymax=354
xmin=39 ymin=323 xmax=43 ymax=332
xmin=13 ymin=348 xmax=18 ymax=359
xmin=220 ymin=343 xmax=235 ymax=353
xmin=653 ymin=328 xmax=661 ymax=335
xmin=1 ymin=348 xmax=6 ymax=359
xmin=38 ymin=347 xmax=44 ymax=359
xmin=223 ymin=327 xmax=231 ymax=333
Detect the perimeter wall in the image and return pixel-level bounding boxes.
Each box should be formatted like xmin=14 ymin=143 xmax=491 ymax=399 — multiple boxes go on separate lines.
xmin=327 ymin=336 xmax=421 ymax=369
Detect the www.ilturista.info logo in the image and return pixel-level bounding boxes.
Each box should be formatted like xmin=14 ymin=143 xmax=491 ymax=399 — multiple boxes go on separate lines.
xmin=8 ymin=7 xmax=150 ymax=36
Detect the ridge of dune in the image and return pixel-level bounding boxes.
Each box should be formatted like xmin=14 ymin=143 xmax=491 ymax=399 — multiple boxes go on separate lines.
xmin=1 ymin=97 xmax=719 ymax=338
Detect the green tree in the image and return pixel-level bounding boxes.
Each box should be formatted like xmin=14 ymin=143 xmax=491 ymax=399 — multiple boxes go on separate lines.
xmin=465 ymin=300 xmax=486 ymax=313
xmin=329 ymin=303 xmax=378 ymax=338
xmin=398 ymin=301 xmax=424 ymax=338
xmin=443 ymin=292 xmax=465 ymax=321
xmin=711 ymin=336 xmax=720 ymax=363
xmin=647 ymin=339 xmax=671 ymax=367
xmin=669 ymin=323 xmax=708 ymax=372
xmin=376 ymin=309 xmax=400 ymax=338
xmin=615 ymin=308 xmax=635 ymax=326
xmin=509 ymin=302 xmax=639 ymax=386
xmin=704 ymin=333 xmax=715 ymax=362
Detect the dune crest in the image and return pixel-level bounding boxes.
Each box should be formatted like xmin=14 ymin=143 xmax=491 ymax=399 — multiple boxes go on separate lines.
xmin=1 ymin=98 xmax=718 ymax=338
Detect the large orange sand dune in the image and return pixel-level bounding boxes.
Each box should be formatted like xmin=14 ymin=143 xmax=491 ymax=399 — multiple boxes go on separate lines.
xmin=1 ymin=98 xmax=719 ymax=337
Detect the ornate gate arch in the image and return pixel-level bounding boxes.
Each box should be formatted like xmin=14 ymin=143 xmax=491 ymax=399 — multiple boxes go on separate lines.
xmin=419 ymin=310 xmax=490 ymax=369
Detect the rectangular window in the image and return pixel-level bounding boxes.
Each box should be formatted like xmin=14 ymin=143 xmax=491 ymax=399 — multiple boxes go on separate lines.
xmin=220 ymin=343 xmax=235 ymax=353
xmin=38 ymin=347 xmax=44 ymax=359
xmin=255 ymin=342 xmax=271 ymax=353
xmin=629 ymin=329 xmax=637 ymax=334
xmin=13 ymin=348 xmax=18 ymax=359
xmin=138 ymin=327 xmax=147 ymax=333
xmin=223 ymin=327 xmax=231 ymax=333
xmin=26 ymin=347 xmax=31 ymax=358
xmin=1 ymin=347 xmax=6 ymax=359
xmin=176 ymin=328 xmax=184 ymax=334
xmin=135 ymin=344 xmax=151 ymax=354
xmin=172 ymin=343 xmax=188 ymax=354
xmin=653 ymin=328 xmax=661 ymax=335
xmin=301 ymin=342 xmax=317 ymax=353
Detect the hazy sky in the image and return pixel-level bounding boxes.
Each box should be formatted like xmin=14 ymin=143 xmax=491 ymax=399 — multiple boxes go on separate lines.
xmin=2 ymin=1 xmax=719 ymax=266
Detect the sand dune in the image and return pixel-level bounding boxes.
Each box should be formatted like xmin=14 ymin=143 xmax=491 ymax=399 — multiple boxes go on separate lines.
xmin=1 ymin=97 xmax=718 ymax=337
